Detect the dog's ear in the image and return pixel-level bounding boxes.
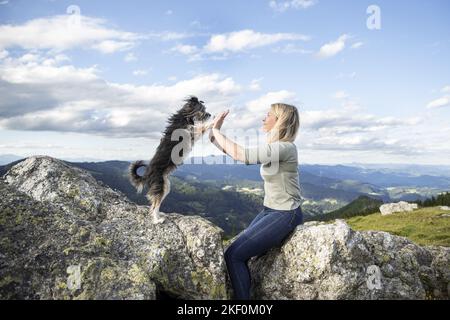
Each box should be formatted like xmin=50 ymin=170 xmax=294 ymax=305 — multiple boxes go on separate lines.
xmin=185 ymin=96 xmax=199 ymax=104
xmin=185 ymin=96 xmax=205 ymax=105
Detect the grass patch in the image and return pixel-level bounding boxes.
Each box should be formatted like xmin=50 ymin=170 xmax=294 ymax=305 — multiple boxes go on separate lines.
xmin=345 ymin=206 xmax=450 ymax=247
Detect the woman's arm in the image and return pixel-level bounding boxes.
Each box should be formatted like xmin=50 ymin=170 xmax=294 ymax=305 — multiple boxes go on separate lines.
xmin=209 ymin=128 xmax=245 ymax=163
xmin=208 ymin=110 xmax=294 ymax=166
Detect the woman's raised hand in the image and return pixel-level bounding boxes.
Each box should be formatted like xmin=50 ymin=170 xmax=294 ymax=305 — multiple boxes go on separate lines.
xmin=212 ymin=110 xmax=230 ymax=130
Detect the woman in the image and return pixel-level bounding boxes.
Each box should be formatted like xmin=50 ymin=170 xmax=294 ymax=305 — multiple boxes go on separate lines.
xmin=209 ymin=103 xmax=304 ymax=300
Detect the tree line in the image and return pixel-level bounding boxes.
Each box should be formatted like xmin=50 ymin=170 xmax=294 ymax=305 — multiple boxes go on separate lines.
xmin=413 ymin=191 xmax=450 ymax=207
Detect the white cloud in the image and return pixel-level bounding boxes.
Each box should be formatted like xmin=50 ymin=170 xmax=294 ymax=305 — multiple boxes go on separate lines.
xmin=204 ymin=29 xmax=310 ymax=53
xmin=168 ymin=29 xmax=310 ymax=61
xmin=215 ymin=90 xmax=298 ymax=131
xmin=91 ymin=40 xmax=135 ymax=54
xmin=441 ymin=85 xmax=450 ymax=93
xmin=168 ymin=44 xmax=203 ymax=61
xmin=1 ymin=48 xmax=442 ymax=162
xmin=249 ymin=78 xmax=264 ymax=91
xmin=222 ymin=89 xmax=427 ymax=159
xmin=225 ymin=89 xmax=422 ymax=142
xmin=41 ymin=54 xmax=71 ymax=66
xmin=0 ymin=52 xmax=243 ymax=138
xmin=0 ymin=1 xmax=9 ymax=5
xmin=189 ymin=20 xmax=210 ymax=31
xmin=269 ymin=0 xmax=317 ymax=12
xmin=0 ymin=15 xmax=142 ymax=53
xmin=246 ymin=90 xmax=297 ymax=113
xmin=351 ymin=42 xmax=364 ymax=49
xmin=132 ymin=69 xmax=149 ymax=76
xmin=3 ymin=57 xmax=414 ymax=152
xmin=300 ymin=92 xmax=423 ymax=136
xmin=272 ymin=43 xmax=312 ymax=54
xmin=303 ymin=135 xmax=423 ymax=156
xmin=1 ymin=54 xmax=98 ymax=84
xmin=332 ymin=90 xmax=349 ymax=100
xmin=124 ymin=52 xmax=137 ymax=62
xmin=166 ymin=10 xmax=173 ymax=15
xmin=147 ymin=31 xmax=198 ymax=41
xmin=170 ymin=44 xmax=199 ymax=55
xmin=0 ymin=49 xmax=8 ymax=59
xmin=426 ymin=96 xmax=450 ymax=109
xmin=296 ymin=105 xmax=433 ymax=159
xmin=426 ymin=85 xmax=450 ymax=110
xmin=301 ymin=107 xmax=422 ymax=133
xmin=317 ymin=34 xmax=349 ymax=58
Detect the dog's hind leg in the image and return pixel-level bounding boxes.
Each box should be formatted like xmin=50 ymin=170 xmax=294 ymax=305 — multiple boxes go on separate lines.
xmin=152 ymin=175 xmax=171 ymax=224
xmin=147 ymin=194 xmax=166 ymax=224
xmin=147 ymin=176 xmax=171 ymax=224
xmin=160 ymin=174 xmax=171 ymax=209
xmin=151 ymin=202 xmax=166 ymax=224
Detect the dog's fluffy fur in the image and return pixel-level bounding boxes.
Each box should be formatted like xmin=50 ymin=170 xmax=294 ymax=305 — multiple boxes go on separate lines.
xmin=128 ymin=96 xmax=212 ymax=224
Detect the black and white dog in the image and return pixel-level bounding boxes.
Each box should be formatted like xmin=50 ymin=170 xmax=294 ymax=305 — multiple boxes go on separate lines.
xmin=129 ymin=96 xmax=213 ymax=224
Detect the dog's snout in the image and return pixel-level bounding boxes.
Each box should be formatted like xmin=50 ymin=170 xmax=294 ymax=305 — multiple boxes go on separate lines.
xmin=206 ymin=112 xmax=211 ymax=118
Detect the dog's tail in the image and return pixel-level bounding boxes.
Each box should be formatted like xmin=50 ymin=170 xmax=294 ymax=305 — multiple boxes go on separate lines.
xmin=128 ymin=160 xmax=147 ymax=194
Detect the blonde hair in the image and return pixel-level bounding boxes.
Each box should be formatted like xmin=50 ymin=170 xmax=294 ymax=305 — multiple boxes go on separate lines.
xmin=267 ymin=103 xmax=300 ymax=143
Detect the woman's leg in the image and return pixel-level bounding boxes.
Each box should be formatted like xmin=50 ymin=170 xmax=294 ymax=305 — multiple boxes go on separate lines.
xmin=247 ymin=207 xmax=269 ymax=228
xmin=292 ymin=205 xmax=304 ymax=227
xmin=223 ymin=233 xmax=253 ymax=300
xmin=224 ymin=210 xmax=295 ymax=299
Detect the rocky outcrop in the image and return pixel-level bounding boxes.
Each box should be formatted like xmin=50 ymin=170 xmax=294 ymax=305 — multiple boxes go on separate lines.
xmin=379 ymin=201 xmax=419 ymax=215
xmin=245 ymin=220 xmax=449 ymax=300
xmin=0 ymin=156 xmax=229 ymax=300
xmin=1 ymin=156 xmax=449 ymax=300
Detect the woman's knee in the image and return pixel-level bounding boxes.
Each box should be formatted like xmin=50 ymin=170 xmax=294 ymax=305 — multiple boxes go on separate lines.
xmin=224 ymin=245 xmax=241 ymax=264
xmin=224 ymin=245 xmax=233 ymax=262
xmin=293 ymin=206 xmax=304 ymax=226
xmin=224 ymin=237 xmax=250 ymax=263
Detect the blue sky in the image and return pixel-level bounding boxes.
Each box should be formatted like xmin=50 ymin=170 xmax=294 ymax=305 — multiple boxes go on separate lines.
xmin=0 ymin=0 xmax=449 ymax=164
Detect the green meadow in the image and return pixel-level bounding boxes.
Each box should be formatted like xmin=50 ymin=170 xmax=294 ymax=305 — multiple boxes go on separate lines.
xmin=346 ymin=206 xmax=450 ymax=247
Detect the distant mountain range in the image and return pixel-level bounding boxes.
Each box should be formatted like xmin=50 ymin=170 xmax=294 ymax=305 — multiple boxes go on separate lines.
xmin=0 ymin=154 xmax=24 ymax=165
xmin=1 ymin=154 xmax=449 ymax=237
xmin=349 ymin=162 xmax=450 ymax=178
xmin=301 ymin=164 xmax=450 ymax=188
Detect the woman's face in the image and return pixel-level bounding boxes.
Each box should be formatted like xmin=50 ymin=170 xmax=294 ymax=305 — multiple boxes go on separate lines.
xmin=262 ymin=109 xmax=277 ymax=132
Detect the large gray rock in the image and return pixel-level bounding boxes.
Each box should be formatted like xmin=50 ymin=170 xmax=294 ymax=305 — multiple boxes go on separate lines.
xmin=0 ymin=156 xmax=230 ymax=300
xmin=379 ymin=201 xmax=418 ymax=215
xmin=246 ymin=220 xmax=449 ymax=299
xmin=1 ymin=156 xmax=449 ymax=300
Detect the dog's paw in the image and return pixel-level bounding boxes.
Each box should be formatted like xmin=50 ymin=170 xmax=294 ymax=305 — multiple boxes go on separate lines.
xmin=152 ymin=217 xmax=166 ymax=224
xmin=151 ymin=212 xmax=167 ymax=224
xmin=205 ymin=121 xmax=214 ymax=130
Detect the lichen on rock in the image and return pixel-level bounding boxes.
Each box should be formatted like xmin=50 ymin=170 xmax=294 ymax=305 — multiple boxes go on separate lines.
xmin=1 ymin=156 xmax=229 ymax=300
xmin=1 ymin=156 xmax=449 ymax=300
xmin=245 ymin=221 xmax=449 ymax=300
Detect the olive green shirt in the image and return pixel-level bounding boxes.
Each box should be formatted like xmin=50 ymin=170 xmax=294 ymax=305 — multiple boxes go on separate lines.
xmin=244 ymin=141 xmax=302 ymax=211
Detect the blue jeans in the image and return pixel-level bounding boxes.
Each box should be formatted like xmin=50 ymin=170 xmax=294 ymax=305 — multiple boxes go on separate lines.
xmin=224 ymin=205 xmax=303 ymax=300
